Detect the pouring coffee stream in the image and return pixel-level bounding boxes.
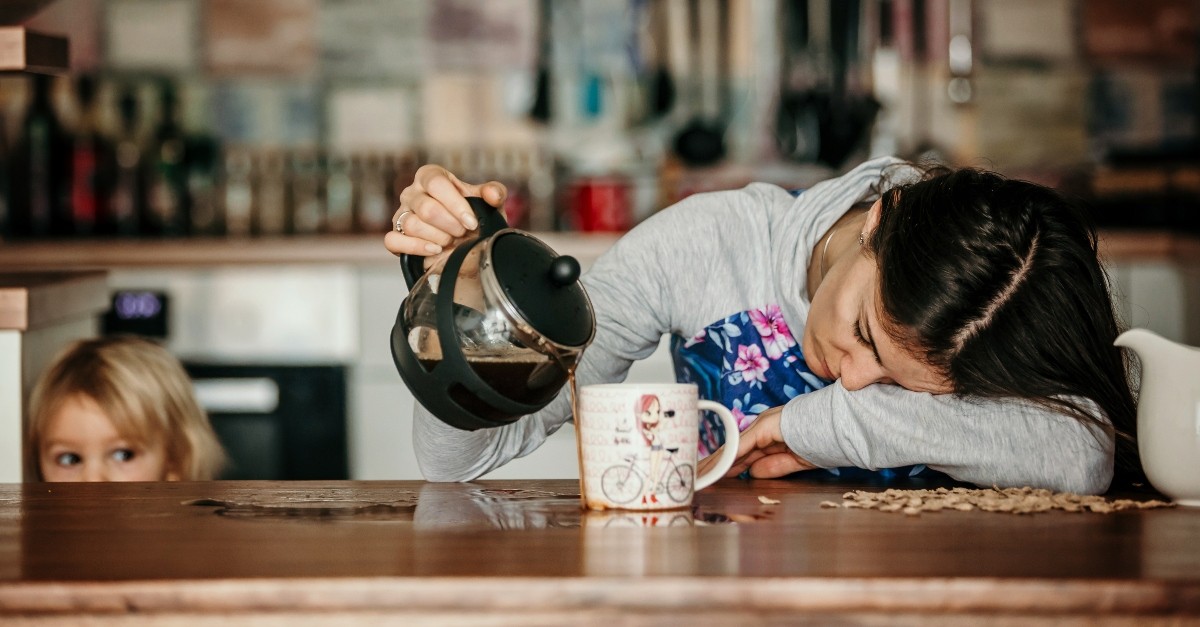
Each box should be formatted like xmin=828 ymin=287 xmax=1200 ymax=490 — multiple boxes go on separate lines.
xmin=391 ymin=197 xmax=597 ymax=435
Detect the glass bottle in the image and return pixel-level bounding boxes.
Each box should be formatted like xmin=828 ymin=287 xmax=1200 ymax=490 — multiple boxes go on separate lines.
xmin=109 ymin=86 xmax=144 ymax=237
xmin=222 ymin=148 xmax=254 ymax=238
xmin=185 ymin=135 xmax=222 ymax=236
xmin=68 ymin=74 xmax=116 ymax=237
xmin=144 ymin=81 xmax=188 ymax=236
xmin=253 ymin=148 xmax=287 ymax=236
xmin=324 ymin=153 xmax=354 ymax=234
xmin=355 ymin=153 xmax=391 ymax=233
xmin=9 ymin=74 xmax=69 ymax=238
xmin=0 ymin=109 xmax=9 ymax=239
xmin=289 ymin=148 xmax=323 ymax=235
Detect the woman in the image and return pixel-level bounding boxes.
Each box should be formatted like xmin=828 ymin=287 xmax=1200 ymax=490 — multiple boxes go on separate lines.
xmin=384 ymin=157 xmax=1140 ymax=494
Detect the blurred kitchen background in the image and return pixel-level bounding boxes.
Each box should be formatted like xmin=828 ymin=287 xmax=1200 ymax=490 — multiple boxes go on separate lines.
xmin=1 ymin=0 xmax=1198 ymax=482
xmin=3 ymin=0 xmax=1197 ymax=239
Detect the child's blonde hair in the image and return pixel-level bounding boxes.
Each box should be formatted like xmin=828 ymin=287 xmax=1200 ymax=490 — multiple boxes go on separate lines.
xmin=27 ymin=335 xmax=225 ymax=481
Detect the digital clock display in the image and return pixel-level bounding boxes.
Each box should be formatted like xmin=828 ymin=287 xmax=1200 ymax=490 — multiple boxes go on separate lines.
xmin=114 ymin=291 xmax=163 ymax=320
xmin=103 ymin=291 xmax=169 ymax=338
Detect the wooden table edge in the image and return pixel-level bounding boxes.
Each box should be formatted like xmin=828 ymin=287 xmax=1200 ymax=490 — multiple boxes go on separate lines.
xmin=1 ymin=576 xmax=1197 ymax=616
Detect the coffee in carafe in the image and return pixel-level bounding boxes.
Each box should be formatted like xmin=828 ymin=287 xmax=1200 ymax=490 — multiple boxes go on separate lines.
xmin=422 ymin=350 xmax=566 ymax=410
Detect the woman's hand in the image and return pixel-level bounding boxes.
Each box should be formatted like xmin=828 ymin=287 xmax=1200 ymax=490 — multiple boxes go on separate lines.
xmin=697 ymin=406 xmax=816 ymax=479
xmin=383 ymin=164 xmax=508 ymax=265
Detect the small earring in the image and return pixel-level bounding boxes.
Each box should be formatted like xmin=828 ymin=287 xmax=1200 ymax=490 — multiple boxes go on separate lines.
xmin=858 ymin=233 xmax=865 ymax=246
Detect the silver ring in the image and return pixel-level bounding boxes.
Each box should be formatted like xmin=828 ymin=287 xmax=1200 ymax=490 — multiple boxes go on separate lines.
xmin=394 ymin=210 xmax=413 ymax=234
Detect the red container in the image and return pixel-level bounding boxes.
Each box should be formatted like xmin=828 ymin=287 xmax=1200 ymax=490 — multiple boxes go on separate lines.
xmin=569 ymin=176 xmax=632 ymax=232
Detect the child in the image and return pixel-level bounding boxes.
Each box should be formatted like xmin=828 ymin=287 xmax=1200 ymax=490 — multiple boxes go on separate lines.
xmin=26 ymin=335 xmax=225 ymax=482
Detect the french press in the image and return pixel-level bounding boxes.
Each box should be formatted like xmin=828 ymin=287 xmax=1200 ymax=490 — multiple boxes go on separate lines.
xmin=391 ymin=197 xmax=596 ymax=430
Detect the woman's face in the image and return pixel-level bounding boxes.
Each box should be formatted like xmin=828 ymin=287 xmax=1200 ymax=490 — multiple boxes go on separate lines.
xmin=802 ymin=202 xmax=952 ymax=394
xmin=38 ymin=394 xmax=179 ymax=482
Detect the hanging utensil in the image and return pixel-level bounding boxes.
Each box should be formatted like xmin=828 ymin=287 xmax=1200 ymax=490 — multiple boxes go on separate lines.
xmin=672 ymin=0 xmax=727 ymax=167
xmin=644 ymin=0 xmax=676 ymax=120
xmin=815 ymin=0 xmax=879 ymax=168
xmin=775 ymin=0 xmax=825 ymax=164
xmin=529 ymin=0 xmax=553 ymax=123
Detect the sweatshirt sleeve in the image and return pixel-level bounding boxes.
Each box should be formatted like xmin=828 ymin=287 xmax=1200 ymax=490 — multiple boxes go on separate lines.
xmin=412 ymin=191 xmax=716 ymax=482
xmin=779 ymin=381 xmax=1115 ymax=494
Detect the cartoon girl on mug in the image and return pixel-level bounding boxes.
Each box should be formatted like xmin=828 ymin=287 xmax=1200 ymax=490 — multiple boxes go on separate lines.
xmin=636 ymin=394 xmax=674 ymax=505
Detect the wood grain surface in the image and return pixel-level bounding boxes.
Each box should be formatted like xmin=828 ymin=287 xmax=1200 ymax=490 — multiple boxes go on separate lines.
xmin=1 ymin=477 xmax=1198 ymax=624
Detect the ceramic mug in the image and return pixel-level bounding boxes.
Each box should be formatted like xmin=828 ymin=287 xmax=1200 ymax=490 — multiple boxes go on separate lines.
xmin=578 ymin=383 xmax=739 ymax=511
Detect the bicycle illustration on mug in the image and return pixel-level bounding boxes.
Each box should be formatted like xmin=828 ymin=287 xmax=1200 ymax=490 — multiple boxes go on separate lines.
xmin=600 ymin=447 xmax=694 ymax=505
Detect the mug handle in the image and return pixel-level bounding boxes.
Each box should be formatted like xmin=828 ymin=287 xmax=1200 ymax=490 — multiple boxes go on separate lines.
xmin=694 ymin=400 xmax=740 ymax=491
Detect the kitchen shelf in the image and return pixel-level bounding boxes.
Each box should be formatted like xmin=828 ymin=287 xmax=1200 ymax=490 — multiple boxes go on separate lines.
xmin=0 ymin=232 xmax=623 ymax=270
xmin=0 ymin=270 xmax=107 ymax=332
xmin=0 ymin=26 xmax=68 ymax=74
xmin=0 ymin=230 xmax=1196 ymax=271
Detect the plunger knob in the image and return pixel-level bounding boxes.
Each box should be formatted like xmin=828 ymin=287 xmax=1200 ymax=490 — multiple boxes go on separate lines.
xmin=549 ymin=256 xmax=581 ymax=286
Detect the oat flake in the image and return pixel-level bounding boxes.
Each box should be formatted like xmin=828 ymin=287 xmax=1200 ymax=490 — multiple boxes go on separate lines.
xmin=824 ymin=486 xmax=1174 ymax=516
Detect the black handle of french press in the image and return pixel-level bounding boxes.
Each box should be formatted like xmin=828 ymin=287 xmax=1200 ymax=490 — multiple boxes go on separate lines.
xmin=400 ymin=197 xmax=509 ymax=289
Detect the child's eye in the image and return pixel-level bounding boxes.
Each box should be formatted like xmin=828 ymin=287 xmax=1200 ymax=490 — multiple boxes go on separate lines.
xmin=111 ymin=449 xmax=137 ymax=463
xmin=54 ymin=452 xmax=81 ymax=467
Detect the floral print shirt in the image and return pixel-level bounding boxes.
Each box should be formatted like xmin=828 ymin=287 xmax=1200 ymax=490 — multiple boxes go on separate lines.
xmin=672 ymin=305 xmax=932 ymax=481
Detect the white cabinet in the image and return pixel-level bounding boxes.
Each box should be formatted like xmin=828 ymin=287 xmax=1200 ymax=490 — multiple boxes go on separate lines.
xmin=0 ymin=272 xmax=109 ymax=483
xmin=350 ymin=265 xmax=420 ymax=480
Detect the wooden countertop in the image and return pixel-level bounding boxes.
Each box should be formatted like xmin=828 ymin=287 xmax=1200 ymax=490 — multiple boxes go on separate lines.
xmin=0 ymin=271 xmax=108 ymax=331
xmin=1 ymin=478 xmax=1197 ymax=624
xmin=0 ymin=230 xmax=1197 ymax=271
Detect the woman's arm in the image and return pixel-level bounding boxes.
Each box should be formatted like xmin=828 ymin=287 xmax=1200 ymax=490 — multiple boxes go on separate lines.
xmin=413 ymin=199 xmax=705 ymax=481
xmin=412 ymin=181 xmax=800 ymax=481
xmin=780 ymin=381 xmax=1115 ymax=494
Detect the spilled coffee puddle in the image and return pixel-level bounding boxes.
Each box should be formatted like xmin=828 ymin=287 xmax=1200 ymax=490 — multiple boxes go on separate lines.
xmin=692 ymin=508 xmax=773 ymax=524
xmin=185 ymin=498 xmax=416 ymax=521
xmin=183 ymin=488 xmax=770 ymax=528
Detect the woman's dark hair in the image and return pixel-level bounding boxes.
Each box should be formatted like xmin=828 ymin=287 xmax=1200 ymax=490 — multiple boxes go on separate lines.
xmin=869 ymin=164 xmax=1142 ymax=488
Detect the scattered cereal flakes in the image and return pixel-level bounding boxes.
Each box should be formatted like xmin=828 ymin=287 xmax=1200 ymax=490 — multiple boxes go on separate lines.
xmin=758 ymin=496 xmax=782 ymax=505
xmin=823 ymin=486 xmax=1175 ymax=516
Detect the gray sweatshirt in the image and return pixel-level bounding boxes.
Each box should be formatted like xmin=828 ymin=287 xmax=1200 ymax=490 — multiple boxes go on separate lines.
xmin=413 ymin=157 xmax=1114 ymax=494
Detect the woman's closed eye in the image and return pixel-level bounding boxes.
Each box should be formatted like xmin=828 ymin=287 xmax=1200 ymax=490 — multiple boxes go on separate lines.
xmin=853 ymin=319 xmax=883 ymax=365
